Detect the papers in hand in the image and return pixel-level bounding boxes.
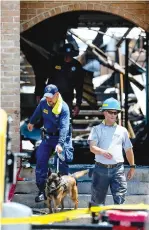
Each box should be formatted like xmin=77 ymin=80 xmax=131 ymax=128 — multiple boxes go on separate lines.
xmin=108 ymin=145 xmax=118 ymax=155
xmin=107 ymin=145 xmax=123 ymax=162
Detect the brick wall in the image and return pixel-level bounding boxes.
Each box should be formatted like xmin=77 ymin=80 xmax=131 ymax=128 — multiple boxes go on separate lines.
xmin=1 ymin=1 xmax=20 ymax=152
xmin=20 ymin=1 xmax=149 ymax=32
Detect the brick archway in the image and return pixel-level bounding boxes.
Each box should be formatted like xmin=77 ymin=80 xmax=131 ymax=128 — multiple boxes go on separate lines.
xmin=21 ymin=2 xmax=149 ymax=32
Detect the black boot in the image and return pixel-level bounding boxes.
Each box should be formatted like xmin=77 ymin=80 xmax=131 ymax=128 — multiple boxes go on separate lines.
xmin=35 ymin=191 xmax=47 ymax=203
xmin=35 ymin=183 xmax=47 ymax=202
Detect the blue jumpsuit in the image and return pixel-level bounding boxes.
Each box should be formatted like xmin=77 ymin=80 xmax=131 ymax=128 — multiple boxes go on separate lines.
xmin=29 ymin=98 xmax=73 ymax=192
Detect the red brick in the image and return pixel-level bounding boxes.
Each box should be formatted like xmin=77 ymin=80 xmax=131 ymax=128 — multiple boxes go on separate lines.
xmin=80 ymin=3 xmax=87 ymax=10
xmin=13 ymin=66 xmax=20 ymax=71
xmin=73 ymin=4 xmax=80 ymax=10
xmin=1 ymin=10 xmax=20 ymax=17
xmin=2 ymin=22 xmax=20 ymax=30
xmin=1 ymin=53 xmax=13 ymax=59
xmin=1 ymin=41 xmax=15 ymax=47
xmin=1 ymin=95 xmax=20 ymax=102
xmin=1 ymin=102 xmax=15 ymax=107
xmin=13 ymin=17 xmax=20 ymax=22
xmin=87 ymin=3 xmax=94 ymax=10
xmin=27 ymin=3 xmax=45 ymax=9
xmin=20 ymin=14 xmax=28 ymax=21
xmin=13 ymin=77 xmax=20 ymax=83
xmin=4 ymin=71 xmax=20 ymax=77
xmin=2 ymin=48 xmax=19 ymax=53
xmin=126 ymin=3 xmax=147 ymax=9
xmin=1 ymin=34 xmax=19 ymax=40
xmin=1 ymin=77 xmax=13 ymax=82
xmin=1 ymin=59 xmax=19 ymax=65
xmin=50 ymin=9 xmax=56 ymax=16
xmin=20 ymin=2 xmax=28 ymax=9
xmin=44 ymin=3 xmax=60 ymax=8
xmin=23 ymin=8 xmax=37 ymax=14
xmin=1 ymin=65 xmax=13 ymax=71
xmin=1 ymin=2 xmax=20 ymax=11
xmin=22 ymin=23 xmax=30 ymax=31
xmin=1 ymin=16 xmax=14 ymax=22
xmin=13 ymin=41 xmax=20 ymax=47
xmin=1 ymin=29 xmax=15 ymax=34
xmin=37 ymin=14 xmax=45 ymax=21
xmin=36 ymin=9 xmax=46 ymax=14
xmin=32 ymin=16 xmax=40 ymax=25
xmin=1 ymin=89 xmax=20 ymax=95
xmin=27 ymin=14 xmax=36 ymax=20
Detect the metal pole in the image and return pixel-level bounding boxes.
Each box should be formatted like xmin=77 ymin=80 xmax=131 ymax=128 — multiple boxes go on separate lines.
xmin=125 ymin=39 xmax=129 ymax=130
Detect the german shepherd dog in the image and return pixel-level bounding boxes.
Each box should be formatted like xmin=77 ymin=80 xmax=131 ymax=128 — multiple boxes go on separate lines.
xmin=45 ymin=170 xmax=89 ymax=213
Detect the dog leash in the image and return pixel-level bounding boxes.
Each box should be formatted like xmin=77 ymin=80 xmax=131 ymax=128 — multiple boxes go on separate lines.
xmin=57 ymin=156 xmax=59 ymax=173
xmin=56 ymin=151 xmax=65 ymax=173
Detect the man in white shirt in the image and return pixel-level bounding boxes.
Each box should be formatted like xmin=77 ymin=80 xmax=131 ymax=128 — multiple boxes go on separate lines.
xmin=88 ymin=97 xmax=135 ymax=205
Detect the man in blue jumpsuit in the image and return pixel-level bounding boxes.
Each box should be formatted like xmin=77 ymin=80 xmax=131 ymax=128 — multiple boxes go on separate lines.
xmin=28 ymin=84 xmax=73 ymax=202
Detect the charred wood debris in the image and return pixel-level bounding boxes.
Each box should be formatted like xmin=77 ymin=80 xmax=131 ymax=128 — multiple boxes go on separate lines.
xmin=20 ymin=26 xmax=148 ymax=165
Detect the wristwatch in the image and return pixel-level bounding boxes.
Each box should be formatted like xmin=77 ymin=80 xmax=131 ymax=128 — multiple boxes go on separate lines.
xmin=130 ymin=164 xmax=136 ymax=168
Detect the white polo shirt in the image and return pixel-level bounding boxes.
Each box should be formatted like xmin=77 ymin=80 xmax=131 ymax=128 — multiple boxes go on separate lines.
xmin=88 ymin=121 xmax=133 ymax=164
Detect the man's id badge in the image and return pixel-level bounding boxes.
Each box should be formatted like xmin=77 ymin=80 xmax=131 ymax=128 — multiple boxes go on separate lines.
xmin=43 ymin=109 xmax=48 ymax=114
xmin=55 ymin=65 xmax=61 ymax=70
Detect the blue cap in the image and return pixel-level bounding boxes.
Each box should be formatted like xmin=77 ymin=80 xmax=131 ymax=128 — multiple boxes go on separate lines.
xmin=44 ymin=84 xmax=58 ymax=98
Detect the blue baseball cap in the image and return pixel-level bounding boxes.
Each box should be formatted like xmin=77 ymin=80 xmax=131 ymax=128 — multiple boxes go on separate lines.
xmin=44 ymin=84 xmax=58 ymax=98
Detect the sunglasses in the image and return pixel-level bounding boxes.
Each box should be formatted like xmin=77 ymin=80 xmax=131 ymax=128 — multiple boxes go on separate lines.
xmin=106 ymin=111 xmax=118 ymax=115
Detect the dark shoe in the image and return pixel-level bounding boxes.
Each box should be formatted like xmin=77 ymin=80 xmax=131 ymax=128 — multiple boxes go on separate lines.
xmin=35 ymin=192 xmax=46 ymax=203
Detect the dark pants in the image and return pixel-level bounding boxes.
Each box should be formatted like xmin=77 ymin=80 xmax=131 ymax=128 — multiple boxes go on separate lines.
xmin=91 ymin=163 xmax=127 ymax=205
xmin=35 ymin=134 xmax=73 ymax=192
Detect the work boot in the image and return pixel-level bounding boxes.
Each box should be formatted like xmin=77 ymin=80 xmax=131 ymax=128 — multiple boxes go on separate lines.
xmin=35 ymin=191 xmax=47 ymax=203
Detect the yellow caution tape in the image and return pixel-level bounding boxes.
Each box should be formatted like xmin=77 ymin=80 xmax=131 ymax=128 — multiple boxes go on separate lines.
xmin=90 ymin=203 xmax=149 ymax=213
xmin=1 ymin=203 xmax=149 ymax=225
xmin=0 ymin=109 xmax=7 ymax=214
xmin=1 ymin=208 xmax=88 ymax=225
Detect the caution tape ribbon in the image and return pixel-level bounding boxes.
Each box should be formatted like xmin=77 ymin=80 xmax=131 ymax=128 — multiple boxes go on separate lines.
xmin=0 ymin=109 xmax=7 ymax=214
xmin=1 ymin=208 xmax=88 ymax=225
xmin=90 ymin=203 xmax=149 ymax=213
xmin=1 ymin=203 xmax=149 ymax=225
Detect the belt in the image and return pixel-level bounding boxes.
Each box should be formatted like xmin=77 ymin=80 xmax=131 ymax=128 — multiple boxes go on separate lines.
xmin=47 ymin=131 xmax=59 ymax=136
xmin=95 ymin=161 xmax=123 ymax=168
xmin=41 ymin=128 xmax=59 ymax=137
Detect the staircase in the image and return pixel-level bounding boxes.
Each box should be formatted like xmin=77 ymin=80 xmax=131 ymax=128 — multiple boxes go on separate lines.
xmin=19 ymin=54 xmax=149 ymax=211
xmin=18 ymin=84 xmax=149 ymax=210
xmin=13 ymin=165 xmax=149 ymax=210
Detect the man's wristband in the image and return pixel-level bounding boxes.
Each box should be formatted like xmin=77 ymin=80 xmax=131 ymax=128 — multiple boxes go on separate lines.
xmin=130 ymin=164 xmax=136 ymax=168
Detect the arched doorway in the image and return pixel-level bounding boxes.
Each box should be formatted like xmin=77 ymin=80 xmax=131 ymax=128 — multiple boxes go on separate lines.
xmin=20 ymin=8 xmax=149 ymax=165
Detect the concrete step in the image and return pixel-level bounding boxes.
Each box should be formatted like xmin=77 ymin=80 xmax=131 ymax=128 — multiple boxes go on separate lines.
xmin=15 ymin=180 xmax=149 ymax=195
xmin=12 ymin=194 xmax=149 ymax=209
xmin=19 ymin=166 xmax=149 ymax=182
xmin=73 ymin=119 xmax=101 ymax=125
xmin=76 ymin=111 xmax=102 ymax=116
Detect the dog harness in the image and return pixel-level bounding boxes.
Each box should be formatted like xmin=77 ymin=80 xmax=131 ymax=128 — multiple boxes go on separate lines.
xmin=46 ymin=178 xmax=68 ymax=196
